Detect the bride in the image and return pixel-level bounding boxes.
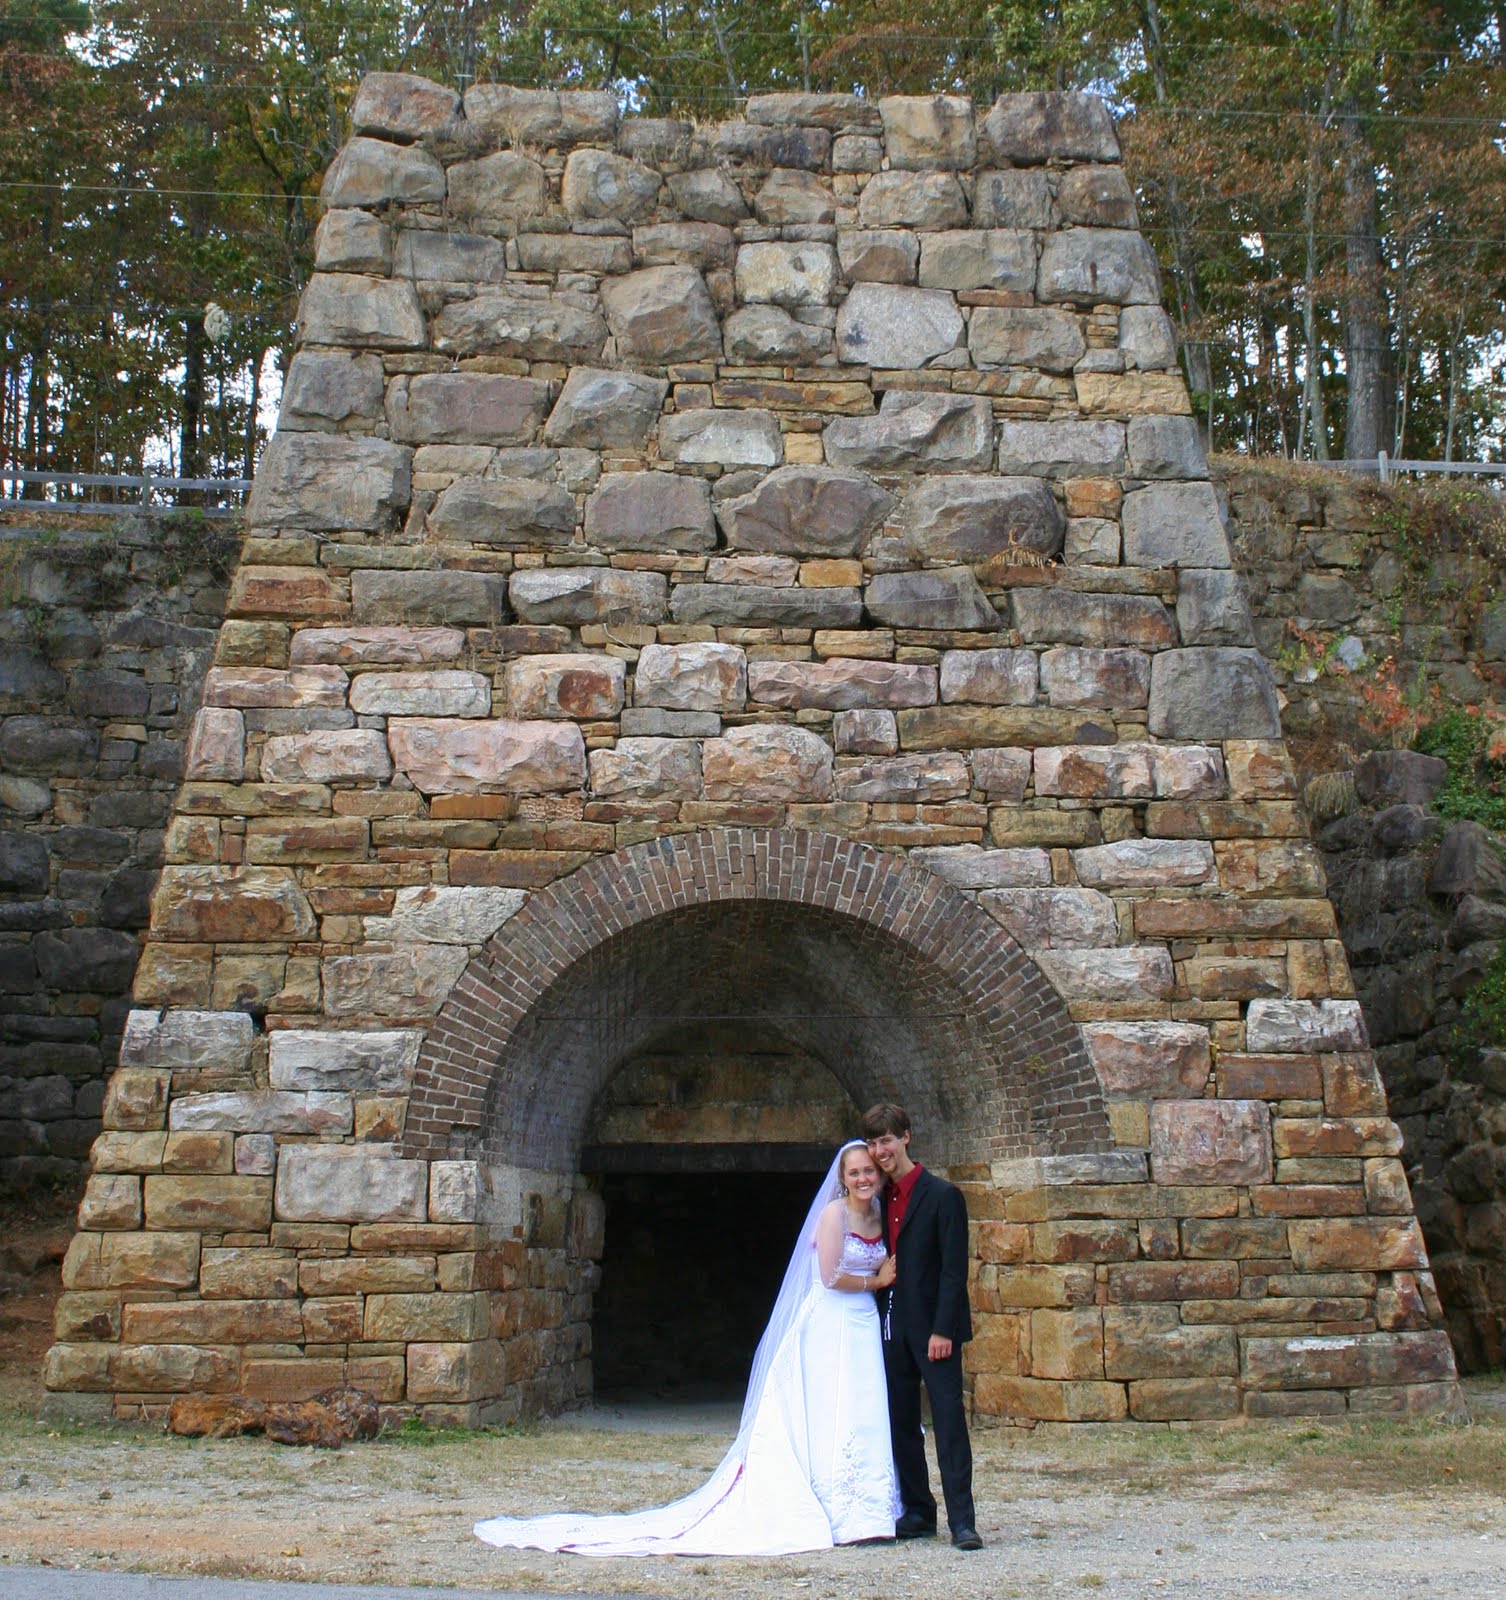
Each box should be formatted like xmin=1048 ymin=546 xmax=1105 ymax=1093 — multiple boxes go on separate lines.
xmin=474 ymin=1139 xmax=902 ymax=1556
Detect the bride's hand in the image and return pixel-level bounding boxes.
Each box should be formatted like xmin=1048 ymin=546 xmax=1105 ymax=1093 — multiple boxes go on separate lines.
xmin=874 ymin=1255 xmax=897 ymax=1288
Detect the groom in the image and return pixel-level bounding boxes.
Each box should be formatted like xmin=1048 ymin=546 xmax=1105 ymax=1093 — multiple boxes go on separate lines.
xmin=861 ymin=1102 xmax=981 ymax=1551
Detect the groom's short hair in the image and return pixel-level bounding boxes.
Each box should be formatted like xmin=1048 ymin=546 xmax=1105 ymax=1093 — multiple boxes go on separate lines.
xmin=860 ymin=1103 xmax=911 ymax=1140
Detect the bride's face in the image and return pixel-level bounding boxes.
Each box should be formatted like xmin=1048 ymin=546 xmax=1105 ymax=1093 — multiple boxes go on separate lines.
xmin=841 ymin=1148 xmax=881 ymax=1205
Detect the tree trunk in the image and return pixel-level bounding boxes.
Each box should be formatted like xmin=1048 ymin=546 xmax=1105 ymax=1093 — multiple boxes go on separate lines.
xmin=1340 ymin=110 xmax=1385 ymax=463
xmin=180 ymin=311 xmax=206 ymax=491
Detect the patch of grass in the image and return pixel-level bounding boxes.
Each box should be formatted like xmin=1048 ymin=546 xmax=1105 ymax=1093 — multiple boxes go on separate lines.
xmin=1456 ymin=941 xmax=1506 ymax=1057
xmin=1413 ymin=708 xmax=1506 ymax=830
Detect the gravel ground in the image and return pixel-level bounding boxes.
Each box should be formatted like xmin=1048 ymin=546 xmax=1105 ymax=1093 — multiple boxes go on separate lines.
xmin=2 ymin=1392 xmax=1504 ymax=1600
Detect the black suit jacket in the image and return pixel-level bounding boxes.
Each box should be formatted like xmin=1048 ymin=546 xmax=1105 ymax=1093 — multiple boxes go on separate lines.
xmin=883 ymin=1167 xmax=973 ymax=1347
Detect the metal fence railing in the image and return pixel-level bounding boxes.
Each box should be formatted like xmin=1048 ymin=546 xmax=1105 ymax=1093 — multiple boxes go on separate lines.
xmin=1321 ymin=452 xmax=1506 ymax=485
xmin=0 ymin=468 xmax=252 ymax=521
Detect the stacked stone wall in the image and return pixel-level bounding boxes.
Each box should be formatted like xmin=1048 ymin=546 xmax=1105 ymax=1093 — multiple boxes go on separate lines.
xmin=39 ymin=77 xmax=1458 ymax=1425
xmin=0 ymin=523 xmax=232 ymax=1188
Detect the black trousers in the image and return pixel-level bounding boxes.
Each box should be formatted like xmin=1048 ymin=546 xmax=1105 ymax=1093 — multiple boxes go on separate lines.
xmin=882 ymin=1330 xmax=975 ymax=1533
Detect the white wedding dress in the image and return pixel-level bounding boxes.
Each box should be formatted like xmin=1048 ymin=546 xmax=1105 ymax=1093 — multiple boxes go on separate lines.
xmin=475 ymin=1146 xmax=902 ymax=1557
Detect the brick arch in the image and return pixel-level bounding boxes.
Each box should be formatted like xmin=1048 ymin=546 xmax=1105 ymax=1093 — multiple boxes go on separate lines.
xmin=405 ymin=828 xmax=1111 ymax=1170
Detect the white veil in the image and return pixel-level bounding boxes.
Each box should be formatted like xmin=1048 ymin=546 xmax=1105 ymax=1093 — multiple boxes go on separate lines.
xmin=474 ymin=1138 xmax=875 ymax=1556
xmin=735 ymin=1138 xmax=868 ymax=1437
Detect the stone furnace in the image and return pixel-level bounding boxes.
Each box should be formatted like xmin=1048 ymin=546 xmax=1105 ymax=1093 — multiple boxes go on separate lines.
xmin=45 ymin=76 xmax=1458 ymax=1425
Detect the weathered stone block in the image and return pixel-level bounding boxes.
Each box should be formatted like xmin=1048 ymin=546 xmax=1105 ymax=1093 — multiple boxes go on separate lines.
xmin=980 ymin=886 xmax=1118 ymax=948
xmin=602 ymin=266 xmax=722 ymax=362
xmin=247 ymin=433 xmax=411 ymax=531
xmin=1121 ymin=482 xmax=1230 ymax=568
xmin=836 ymin=752 xmax=971 ymax=803
xmin=866 ymin=569 xmax=1001 ymax=631
xmin=428 ymin=477 xmax=577 ymax=549
xmin=702 ymin=726 xmax=833 ymax=802
xmin=144 ymin=1175 xmax=272 ymax=1231
xmin=1034 ymin=744 xmax=1151 ymax=799
xmin=747 ymin=658 xmax=935 ymax=712
xmin=280 ymin=351 xmax=385 ymax=432
xmin=1176 ymin=568 xmax=1256 ymax=646
xmin=938 ymin=648 xmax=1038 ymax=706
xmin=1012 ymin=589 xmax=1176 ymax=648
xmin=909 ymin=845 xmax=1050 ymax=889
xmin=825 ymin=392 xmax=993 ymax=473
xmin=1036 ymin=947 xmax=1175 ymax=1002
xmin=857 ymin=170 xmax=968 ymax=229
xmin=589 ymin=738 xmax=702 ymax=801
xmin=275 ymin=1146 xmax=428 ymax=1223
xmin=322 ymin=947 xmax=470 ymax=1016
xmin=170 ymin=1091 xmax=352 ymax=1136
xmin=1241 ymin=1330 xmax=1454 ymax=1390
xmin=659 ymin=408 xmax=782 ymax=468
xmin=120 ymin=1008 xmax=254 ymax=1075
xmin=984 ymin=92 xmax=1119 ymax=165
xmin=388 ymin=373 xmax=549 ymax=447
xmin=634 ymin=642 xmax=747 ymax=712
xmin=313 ymin=207 xmax=393 ymax=275
xmin=1074 ymin=838 xmax=1215 ymax=887
xmin=833 ymin=708 xmax=897 ymax=756
xmin=1029 ymin=1307 xmax=1104 ymax=1379
xmin=350 ymin=71 xmax=459 ymax=140
xmin=297 ymin=271 xmax=427 ymax=352
xmin=562 ymin=147 xmax=660 ymax=220
xmin=1246 ymin=1000 xmax=1368 ymax=1054
xmin=584 ymin=471 xmax=715 ymax=553
xmin=753 ymin=169 xmax=835 ymax=225
xmin=670 ymin=584 xmax=862 ymax=629
xmin=268 ymin=1030 xmax=424 ymax=1092
xmin=1148 ymin=648 xmax=1282 ymax=739
xmin=260 ymin=728 xmax=393 ymax=784
xmin=1082 ymin=1021 xmax=1212 ymax=1099
xmin=997 ymin=420 xmax=1124 ymax=479
xmin=1039 ymin=646 xmax=1149 ymax=710
xmin=78 ymin=1174 xmax=142 ymax=1230
xmin=1103 ymin=1304 xmax=1238 ymax=1380
xmin=735 ymin=241 xmax=839 ymax=307
xmin=1150 ymin=1100 xmax=1272 ymax=1186
xmin=350 ymin=670 xmax=491 ymax=718
xmin=1288 ymin=1218 xmax=1427 ymax=1273
xmin=506 ymin=654 xmax=626 ymax=720
xmin=719 ymin=466 xmax=893 ymax=558
xmin=509 ymin=567 xmax=667 ymax=626
xmin=152 ymin=866 xmax=316 ymax=942
xmin=543 ymin=367 xmax=667 ymax=450
xmin=352 ymin=570 xmax=508 ymax=626
xmin=723 ymin=305 xmax=832 ymax=363
xmin=388 ymin=716 xmax=586 ymax=797
xmin=62 ymin=1230 xmax=200 ymax=1291
xmin=464 ymin=84 xmax=619 ymax=146
xmin=917 ymin=229 xmax=1034 ymax=293
xmin=362 ymin=887 xmax=524 ymax=946
xmin=879 ymin=93 xmax=975 ymax=168
xmin=431 ymin=291 xmax=608 ymax=364
xmin=837 ymin=228 xmax=919 ymax=283
xmin=973 ymin=168 xmax=1053 ymax=229
xmin=446 ymin=151 xmax=548 ymax=226
xmin=1038 ymin=229 xmax=1160 ymax=305
xmin=969 ymin=307 xmax=1085 ymax=372
xmin=835 ymin=283 xmax=964 ymax=368
xmin=321 ymin=136 xmax=444 ymax=207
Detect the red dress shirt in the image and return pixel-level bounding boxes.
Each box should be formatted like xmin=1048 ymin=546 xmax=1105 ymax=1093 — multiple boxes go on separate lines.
xmin=885 ymin=1162 xmax=924 ymax=1252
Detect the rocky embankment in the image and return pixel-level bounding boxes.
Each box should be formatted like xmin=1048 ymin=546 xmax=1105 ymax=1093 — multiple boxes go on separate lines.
xmin=1317 ymin=748 xmax=1506 ymax=1369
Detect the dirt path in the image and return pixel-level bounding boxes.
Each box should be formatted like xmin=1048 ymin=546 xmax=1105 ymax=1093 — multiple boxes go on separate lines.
xmin=3 ymin=1198 xmax=1504 ymax=1598
xmin=2 ymin=1396 xmax=1504 ymax=1599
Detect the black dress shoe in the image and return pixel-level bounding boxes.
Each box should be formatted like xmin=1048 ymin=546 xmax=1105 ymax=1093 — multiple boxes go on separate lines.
xmin=951 ymin=1526 xmax=984 ymax=1550
xmin=895 ymin=1512 xmax=937 ymax=1540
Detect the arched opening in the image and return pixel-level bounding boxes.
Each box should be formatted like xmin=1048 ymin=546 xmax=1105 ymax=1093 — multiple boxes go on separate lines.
xmin=406 ymin=828 xmax=1110 ymax=1405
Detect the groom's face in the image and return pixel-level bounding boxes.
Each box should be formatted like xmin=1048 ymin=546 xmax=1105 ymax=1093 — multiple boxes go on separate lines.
xmin=867 ymin=1130 xmax=910 ymax=1175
